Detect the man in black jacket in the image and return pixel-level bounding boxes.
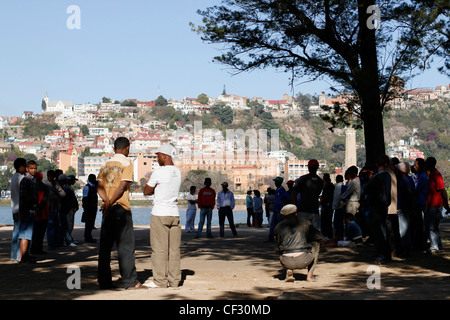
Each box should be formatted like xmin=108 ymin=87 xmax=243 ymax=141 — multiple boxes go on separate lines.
xmin=82 ymin=174 xmax=98 ymax=243
xmin=274 ymin=204 xmax=323 ymax=282
xmin=365 ymin=155 xmax=393 ymax=264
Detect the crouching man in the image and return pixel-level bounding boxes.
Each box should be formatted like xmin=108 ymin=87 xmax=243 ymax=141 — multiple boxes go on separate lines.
xmin=274 ymin=204 xmax=323 ymax=282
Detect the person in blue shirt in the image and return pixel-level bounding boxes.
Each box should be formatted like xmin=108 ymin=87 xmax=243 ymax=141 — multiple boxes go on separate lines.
xmin=412 ymin=158 xmax=428 ymax=251
xmin=267 ymin=177 xmax=290 ymax=242
xmin=246 ymin=189 xmax=254 ymax=227
xmin=396 ymin=162 xmax=415 ymax=256
xmin=217 ymin=182 xmax=238 ymax=237
xmin=253 ymin=190 xmax=264 ymax=228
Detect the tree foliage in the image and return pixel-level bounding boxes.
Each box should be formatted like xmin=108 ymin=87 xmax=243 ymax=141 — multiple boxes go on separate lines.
xmin=197 ymin=93 xmax=209 ymax=105
xmin=155 ymin=95 xmax=168 ymax=107
xmin=210 ymin=103 xmax=234 ymax=124
xmin=191 ymin=0 xmax=449 ymax=165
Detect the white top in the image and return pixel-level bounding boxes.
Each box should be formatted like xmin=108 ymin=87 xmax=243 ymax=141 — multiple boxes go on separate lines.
xmin=186 ymin=193 xmax=197 ymax=210
xmin=217 ymin=190 xmax=235 ymax=209
xmin=147 ymin=165 xmax=181 ymax=217
xmin=10 ymin=172 xmax=24 ymax=214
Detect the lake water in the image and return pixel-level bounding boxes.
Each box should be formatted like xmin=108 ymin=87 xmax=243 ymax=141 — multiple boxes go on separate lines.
xmin=0 ymin=206 xmax=251 ymax=227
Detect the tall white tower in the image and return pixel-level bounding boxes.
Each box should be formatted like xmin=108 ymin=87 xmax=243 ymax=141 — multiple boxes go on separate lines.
xmin=345 ymin=127 xmax=357 ymax=169
xmin=44 ymin=92 xmax=49 ymax=106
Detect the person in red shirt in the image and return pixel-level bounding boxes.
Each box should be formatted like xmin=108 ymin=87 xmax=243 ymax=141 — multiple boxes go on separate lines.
xmin=424 ymin=157 xmax=449 ymax=254
xmin=195 ymin=178 xmax=216 ymax=238
xmin=31 ymin=172 xmax=49 ymax=255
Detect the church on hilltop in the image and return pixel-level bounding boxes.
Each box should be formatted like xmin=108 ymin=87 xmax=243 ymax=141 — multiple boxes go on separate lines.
xmin=42 ymin=92 xmax=73 ymax=114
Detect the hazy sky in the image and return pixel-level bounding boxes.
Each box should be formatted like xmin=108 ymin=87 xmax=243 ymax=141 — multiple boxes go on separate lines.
xmin=0 ymin=0 xmax=448 ymax=118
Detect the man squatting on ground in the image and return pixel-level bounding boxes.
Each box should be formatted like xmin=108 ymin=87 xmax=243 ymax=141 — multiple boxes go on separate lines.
xmin=274 ymin=204 xmax=323 ymax=282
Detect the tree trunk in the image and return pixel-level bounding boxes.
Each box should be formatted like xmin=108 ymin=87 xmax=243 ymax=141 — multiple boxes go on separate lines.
xmin=357 ymin=0 xmax=386 ymax=167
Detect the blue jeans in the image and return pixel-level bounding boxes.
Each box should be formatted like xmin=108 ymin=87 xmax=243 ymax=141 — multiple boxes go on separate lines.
xmin=196 ymin=208 xmax=213 ymax=237
xmin=60 ymin=212 xmax=74 ymax=245
xmin=424 ymin=206 xmax=443 ymax=251
xmin=268 ymin=211 xmax=282 ymax=241
xmin=11 ymin=213 xmax=20 ymax=261
xmin=46 ymin=208 xmax=60 ymax=248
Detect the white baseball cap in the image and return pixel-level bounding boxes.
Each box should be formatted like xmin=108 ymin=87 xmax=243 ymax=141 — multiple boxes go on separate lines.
xmin=151 ymin=144 xmax=176 ymax=157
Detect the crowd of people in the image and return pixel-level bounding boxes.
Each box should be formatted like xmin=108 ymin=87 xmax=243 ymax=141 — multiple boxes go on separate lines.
xmin=10 ymin=158 xmax=98 ymax=264
xmin=8 ymin=138 xmax=449 ymax=288
xmin=181 ymin=155 xmax=449 ymax=279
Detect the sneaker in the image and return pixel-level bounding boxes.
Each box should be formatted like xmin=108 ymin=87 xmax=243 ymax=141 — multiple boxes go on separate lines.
xmin=68 ymin=242 xmax=77 ymax=247
xmin=285 ymin=270 xmax=295 ymax=282
xmin=143 ymin=281 xmax=160 ymax=288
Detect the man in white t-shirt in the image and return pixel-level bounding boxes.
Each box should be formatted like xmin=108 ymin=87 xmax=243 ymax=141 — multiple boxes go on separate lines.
xmin=185 ymin=186 xmax=197 ymax=233
xmin=143 ymin=144 xmax=182 ymax=288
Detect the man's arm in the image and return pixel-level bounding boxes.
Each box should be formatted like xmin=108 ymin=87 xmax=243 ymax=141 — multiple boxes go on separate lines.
xmin=109 ymin=180 xmax=131 ymax=207
xmin=441 ymin=189 xmax=449 ymax=212
xmin=143 ymin=184 xmax=156 ymax=196
xmin=216 ymin=192 xmax=222 ymax=209
xmin=231 ymin=193 xmax=235 ymax=210
xmin=97 ymin=180 xmax=110 ymax=215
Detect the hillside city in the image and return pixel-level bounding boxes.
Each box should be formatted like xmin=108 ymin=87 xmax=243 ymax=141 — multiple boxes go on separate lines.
xmin=0 ymin=82 xmax=449 ymax=198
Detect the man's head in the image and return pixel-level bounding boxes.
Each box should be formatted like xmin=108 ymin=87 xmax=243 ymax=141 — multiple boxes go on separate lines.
xmin=55 ymin=169 xmax=63 ymax=180
xmin=280 ymin=204 xmax=297 ymax=218
xmin=47 ymin=169 xmax=56 ymax=182
xmin=88 ymin=174 xmax=97 ymax=184
xmin=336 ymin=175 xmax=344 ymax=183
xmin=13 ymin=158 xmax=27 ymax=174
xmin=415 ymin=158 xmax=425 ymax=173
xmin=68 ymin=175 xmax=77 ymax=185
xmin=27 ymin=160 xmax=38 ymax=177
xmin=375 ymin=155 xmax=390 ymax=170
xmin=254 ymin=190 xmax=261 ymax=197
xmin=151 ymin=144 xmax=175 ymax=166
xmin=390 ymin=157 xmax=400 ymax=172
xmin=396 ymin=162 xmax=410 ymax=176
xmin=273 ymin=176 xmax=283 ymax=187
xmin=425 ymin=157 xmax=437 ymax=172
xmin=190 ymin=185 xmax=196 ymax=194
xmin=221 ymin=181 xmax=229 ymax=191
xmin=347 ymin=166 xmax=358 ymax=179
xmin=35 ymin=172 xmax=43 ymax=182
xmin=286 ymin=180 xmax=294 ymax=189
xmin=204 ymin=177 xmax=212 ymax=187
xmin=308 ymin=159 xmax=320 ymax=173
xmin=323 ymin=174 xmax=331 ymax=187
xmin=114 ymin=137 xmax=130 ymax=156
xmin=58 ymin=174 xmax=68 ymax=185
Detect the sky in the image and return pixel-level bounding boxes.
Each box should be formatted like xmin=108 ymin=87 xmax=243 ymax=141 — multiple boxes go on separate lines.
xmin=0 ymin=0 xmax=448 ymax=118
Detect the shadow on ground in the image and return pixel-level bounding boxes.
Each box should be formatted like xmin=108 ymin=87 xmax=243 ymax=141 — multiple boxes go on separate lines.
xmin=0 ymin=224 xmax=449 ymax=300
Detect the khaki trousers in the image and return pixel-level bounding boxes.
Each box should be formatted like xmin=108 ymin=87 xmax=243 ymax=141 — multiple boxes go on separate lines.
xmin=150 ymin=215 xmax=181 ymax=287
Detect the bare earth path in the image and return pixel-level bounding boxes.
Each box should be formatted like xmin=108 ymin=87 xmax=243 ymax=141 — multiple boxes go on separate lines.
xmin=1 ymin=222 xmax=449 ymax=301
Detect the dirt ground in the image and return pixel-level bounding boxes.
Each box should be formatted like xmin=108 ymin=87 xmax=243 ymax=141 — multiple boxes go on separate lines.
xmin=0 ymin=222 xmax=449 ymax=301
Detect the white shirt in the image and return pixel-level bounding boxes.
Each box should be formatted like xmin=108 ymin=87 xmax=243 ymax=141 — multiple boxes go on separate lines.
xmin=10 ymin=172 xmax=24 ymax=214
xmin=217 ymin=190 xmax=235 ymax=209
xmin=147 ymin=165 xmax=181 ymax=217
xmin=186 ymin=193 xmax=197 ymax=211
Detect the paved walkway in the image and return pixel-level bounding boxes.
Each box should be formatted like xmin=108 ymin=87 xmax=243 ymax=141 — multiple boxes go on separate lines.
xmin=1 ymin=223 xmax=449 ymax=301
